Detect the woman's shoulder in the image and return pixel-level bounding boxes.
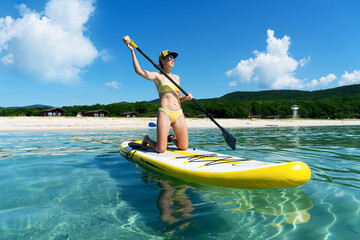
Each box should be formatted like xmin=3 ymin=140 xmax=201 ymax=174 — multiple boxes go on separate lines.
xmin=171 ymin=74 xmax=180 ymax=82
xmin=157 ymin=73 xmax=180 ymax=83
xmin=147 ymin=71 xmax=162 ymax=83
xmin=152 ymin=72 xmax=162 ymax=78
xmin=174 ymin=74 xmax=180 ymax=84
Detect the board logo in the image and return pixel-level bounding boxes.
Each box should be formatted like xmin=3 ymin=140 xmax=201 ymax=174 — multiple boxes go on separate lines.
xmin=175 ymin=154 xmax=249 ymax=167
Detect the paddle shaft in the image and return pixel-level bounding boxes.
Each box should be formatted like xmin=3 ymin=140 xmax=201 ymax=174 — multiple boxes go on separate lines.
xmin=131 ymin=44 xmax=223 ymax=129
xmin=129 ymin=40 xmax=236 ymax=150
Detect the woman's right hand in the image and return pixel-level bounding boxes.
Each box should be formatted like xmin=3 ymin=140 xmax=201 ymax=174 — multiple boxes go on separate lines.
xmin=123 ymin=35 xmax=134 ymax=51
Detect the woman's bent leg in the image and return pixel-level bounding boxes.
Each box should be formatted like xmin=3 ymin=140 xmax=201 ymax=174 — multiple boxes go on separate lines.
xmin=171 ymin=114 xmax=189 ymax=150
xmin=142 ymin=111 xmax=171 ymax=153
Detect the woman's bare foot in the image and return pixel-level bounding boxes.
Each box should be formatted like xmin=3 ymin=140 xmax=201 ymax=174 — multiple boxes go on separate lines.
xmin=141 ymin=135 xmax=149 ymax=149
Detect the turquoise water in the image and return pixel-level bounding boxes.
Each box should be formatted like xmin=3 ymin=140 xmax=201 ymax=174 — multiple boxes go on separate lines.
xmin=0 ymin=126 xmax=359 ymax=239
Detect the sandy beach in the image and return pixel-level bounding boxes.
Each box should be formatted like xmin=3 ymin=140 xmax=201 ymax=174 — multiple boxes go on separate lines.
xmin=0 ymin=117 xmax=359 ymax=132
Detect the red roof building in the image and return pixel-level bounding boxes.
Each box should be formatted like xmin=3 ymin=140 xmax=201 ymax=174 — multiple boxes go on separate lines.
xmin=85 ymin=109 xmax=109 ymax=117
xmin=197 ymin=114 xmax=214 ymax=118
xmin=249 ymin=115 xmax=262 ymax=119
xmin=266 ymin=115 xmax=281 ymax=119
xmin=40 ymin=108 xmax=66 ymax=116
xmin=121 ymin=112 xmax=139 ymax=117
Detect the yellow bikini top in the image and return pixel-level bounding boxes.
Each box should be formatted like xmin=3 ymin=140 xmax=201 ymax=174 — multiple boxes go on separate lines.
xmin=157 ymin=81 xmax=180 ymax=93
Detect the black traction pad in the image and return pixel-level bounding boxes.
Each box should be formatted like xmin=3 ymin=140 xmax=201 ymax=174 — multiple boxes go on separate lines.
xmin=128 ymin=142 xmax=142 ymax=149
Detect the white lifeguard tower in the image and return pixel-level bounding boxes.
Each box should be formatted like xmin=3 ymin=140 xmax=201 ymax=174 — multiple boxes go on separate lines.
xmin=291 ymin=105 xmax=299 ymax=118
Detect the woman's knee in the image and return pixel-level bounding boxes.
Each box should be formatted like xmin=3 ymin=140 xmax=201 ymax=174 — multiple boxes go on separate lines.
xmin=156 ymin=145 xmax=167 ymax=153
xmin=177 ymin=142 xmax=188 ymax=150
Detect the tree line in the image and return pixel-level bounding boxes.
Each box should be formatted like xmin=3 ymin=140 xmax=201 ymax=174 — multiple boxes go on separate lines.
xmin=1 ymin=98 xmax=359 ymax=119
xmin=1 ymin=84 xmax=359 ymax=119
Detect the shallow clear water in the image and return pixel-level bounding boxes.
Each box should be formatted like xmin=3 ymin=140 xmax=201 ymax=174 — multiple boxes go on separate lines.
xmin=0 ymin=126 xmax=359 ymax=239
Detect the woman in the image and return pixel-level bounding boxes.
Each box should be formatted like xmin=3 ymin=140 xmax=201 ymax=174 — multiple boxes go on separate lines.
xmin=123 ymin=36 xmax=193 ymax=153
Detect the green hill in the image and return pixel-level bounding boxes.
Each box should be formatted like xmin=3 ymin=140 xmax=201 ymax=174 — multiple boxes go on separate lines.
xmin=205 ymin=84 xmax=360 ymax=102
xmin=182 ymin=84 xmax=360 ymax=119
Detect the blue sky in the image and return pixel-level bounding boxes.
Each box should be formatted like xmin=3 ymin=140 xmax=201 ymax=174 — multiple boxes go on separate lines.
xmin=1 ymin=0 xmax=359 ymax=107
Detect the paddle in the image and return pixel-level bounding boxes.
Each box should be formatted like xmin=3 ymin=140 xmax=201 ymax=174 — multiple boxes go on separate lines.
xmin=127 ymin=38 xmax=237 ymax=150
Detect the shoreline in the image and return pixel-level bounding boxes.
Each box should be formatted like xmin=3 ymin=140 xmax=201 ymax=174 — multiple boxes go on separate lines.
xmin=0 ymin=117 xmax=359 ymax=132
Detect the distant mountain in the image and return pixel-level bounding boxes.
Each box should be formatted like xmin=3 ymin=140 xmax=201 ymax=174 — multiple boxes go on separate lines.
xmin=1 ymin=104 xmax=53 ymax=109
xmin=199 ymin=84 xmax=360 ymax=102
xmin=147 ymin=99 xmax=160 ymax=104
xmin=146 ymin=84 xmax=360 ymax=103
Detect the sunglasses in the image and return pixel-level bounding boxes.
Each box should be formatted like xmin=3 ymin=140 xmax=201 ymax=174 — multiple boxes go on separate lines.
xmin=165 ymin=55 xmax=175 ymax=61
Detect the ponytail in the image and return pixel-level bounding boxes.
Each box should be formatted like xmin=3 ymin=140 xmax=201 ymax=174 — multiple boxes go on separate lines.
xmin=159 ymin=60 xmax=163 ymax=72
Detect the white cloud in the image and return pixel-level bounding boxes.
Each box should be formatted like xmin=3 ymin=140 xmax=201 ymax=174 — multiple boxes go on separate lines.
xmin=339 ymin=70 xmax=360 ymax=86
xmin=305 ymin=73 xmax=337 ymax=88
xmin=1 ymin=53 xmax=14 ymax=65
xmin=299 ymin=56 xmax=310 ymax=67
xmin=104 ymin=81 xmax=121 ymax=89
xmin=0 ymin=0 xmax=99 ymax=83
xmin=226 ymin=29 xmax=308 ymax=89
xmin=228 ymin=81 xmax=237 ymax=87
xmin=100 ymin=49 xmax=113 ymax=62
xmin=45 ymin=0 xmax=95 ymax=33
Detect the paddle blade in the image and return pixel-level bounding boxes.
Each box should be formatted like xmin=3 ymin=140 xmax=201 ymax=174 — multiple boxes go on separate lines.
xmin=148 ymin=122 xmax=157 ymax=127
xmin=220 ymin=127 xmax=237 ymax=150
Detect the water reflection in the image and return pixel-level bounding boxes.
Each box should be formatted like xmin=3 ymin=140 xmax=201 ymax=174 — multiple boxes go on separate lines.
xmin=156 ymin=182 xmax=195 ymax=234
xmin=219 ymin=187 xmax=313 ymax=226
xmin=138 ymin=164 xmax=314 ymax=239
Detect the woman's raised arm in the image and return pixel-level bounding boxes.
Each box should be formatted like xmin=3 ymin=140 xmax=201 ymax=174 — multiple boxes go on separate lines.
xmin=123 ymin=36 xmax=158 ymax=82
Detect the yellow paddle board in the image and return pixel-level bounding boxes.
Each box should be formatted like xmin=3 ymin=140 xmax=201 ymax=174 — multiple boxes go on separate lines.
xmin=120 ymin=141 xmax=311 ymax=189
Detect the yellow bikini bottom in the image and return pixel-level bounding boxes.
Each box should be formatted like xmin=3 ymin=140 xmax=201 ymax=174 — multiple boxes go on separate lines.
xmin=158 ymin=108 xmax=183 ymax=124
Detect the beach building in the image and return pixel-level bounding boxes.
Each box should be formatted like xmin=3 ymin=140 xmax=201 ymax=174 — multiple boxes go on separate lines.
xmin=286 ymin=115 xmax=302 ymax=118
xmin=76 ymin=112 xmax=83 ymax=117
xmin=121 ymin=112 xmax=139 ymax=117
xmin=197 ymin=114 xmax=214 ymax=118
xmin=249 ymin=115 xmax=263 ymax=119
xmin=266 ymin=115 xmax=281 ymax=119
xmin=85 ymin=110 xmax=109 ymax=117
xmin=40 ymin=108 xmax=66 ymax=116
